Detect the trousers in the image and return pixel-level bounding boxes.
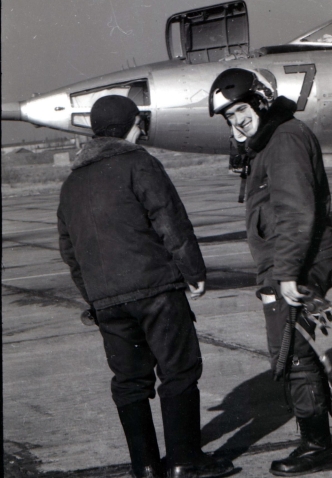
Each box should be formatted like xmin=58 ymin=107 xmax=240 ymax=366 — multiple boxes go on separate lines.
xmin=260 ymin=259 xmax=332 ymax=418
xmin=96 ymin=289 xmax=203 ymax=407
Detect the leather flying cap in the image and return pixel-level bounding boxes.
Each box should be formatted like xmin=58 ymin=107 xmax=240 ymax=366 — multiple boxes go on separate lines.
xmin=90 ymin=95 xmax=139 ymax=138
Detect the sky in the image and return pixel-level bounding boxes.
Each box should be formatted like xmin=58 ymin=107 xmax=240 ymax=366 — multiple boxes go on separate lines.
xmin=2 ymin=0 xmax=331 ymax=144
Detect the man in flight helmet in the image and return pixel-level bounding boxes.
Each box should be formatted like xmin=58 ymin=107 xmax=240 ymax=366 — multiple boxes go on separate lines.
xmin=57 ymin=95 xmax=233 ymax=478
xmin=210 ymin=69 xmax=332 ymax=476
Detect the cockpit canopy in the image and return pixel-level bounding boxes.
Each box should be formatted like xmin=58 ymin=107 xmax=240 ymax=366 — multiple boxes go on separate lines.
xmin=166 ymin=1 xmax=249 ymax=64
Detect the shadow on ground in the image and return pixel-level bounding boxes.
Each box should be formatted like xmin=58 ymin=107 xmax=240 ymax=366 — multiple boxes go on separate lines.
xmin=198 ymin=231 xmax=247 ymax=244
xmin=3 ymin=371 xmax=295 ymax=477
xmin=206 ymin=267 xmax=256 ymax=290
xmin=201 ymin=370 xmax=294 ymax=460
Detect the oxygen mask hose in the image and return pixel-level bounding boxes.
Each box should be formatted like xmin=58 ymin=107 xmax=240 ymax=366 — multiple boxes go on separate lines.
xmin=274 ymin=306 xmax=298 ymax=413
xmin=274 ymin=306 xmax=298 ymax=381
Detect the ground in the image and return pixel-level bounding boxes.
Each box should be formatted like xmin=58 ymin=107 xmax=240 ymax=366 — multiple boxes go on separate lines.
xmin=2 ymin=149 xmax=332 ymax=477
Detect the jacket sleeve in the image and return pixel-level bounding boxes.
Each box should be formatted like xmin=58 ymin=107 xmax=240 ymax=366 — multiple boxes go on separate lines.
xmin=132 ymin=152 xmax=206 ymax=284
xmin=267 ymin=131 xmax=316 ymax=281
xmin=57 ymin=206 xmax=90 ymax=303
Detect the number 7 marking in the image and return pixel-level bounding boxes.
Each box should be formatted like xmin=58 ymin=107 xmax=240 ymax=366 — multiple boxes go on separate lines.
xmin=284 ymin=64 xmax=316 ymax=111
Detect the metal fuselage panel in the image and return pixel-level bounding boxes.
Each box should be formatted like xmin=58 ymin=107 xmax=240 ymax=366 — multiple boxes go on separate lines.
xmin=150 ymin=50 xmax=332 ymax=153
xmin=10 ymin=49 xmax=332 ymax=154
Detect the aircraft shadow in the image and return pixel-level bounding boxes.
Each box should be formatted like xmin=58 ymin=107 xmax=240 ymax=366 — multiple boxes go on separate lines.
xmin=201 ymin=370 xmax=293 ymax=460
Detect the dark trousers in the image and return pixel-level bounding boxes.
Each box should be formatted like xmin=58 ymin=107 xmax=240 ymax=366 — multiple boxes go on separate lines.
xmin=96 ymin=290 xmax=203 ymax=407
xmin=260 ymin=259 xmax=332 ymax=418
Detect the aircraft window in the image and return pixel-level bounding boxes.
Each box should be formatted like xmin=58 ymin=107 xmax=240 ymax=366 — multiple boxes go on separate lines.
xmin=72 ymin=113 xmax=91 ymax=128
xmin=71 ymin=87 xmax=130 ymax=109
xmin=128 ymin=82 xmax=150 ymax=106
xmin=301 ymin=23 xmax=332 ymax=43
xmin=71 ymin=80 xmax=150 ymax=108
xmin=72 ymin=110 xmax=151 ymax=141
xmin=70 ymin=80 xmax=150 ymax=129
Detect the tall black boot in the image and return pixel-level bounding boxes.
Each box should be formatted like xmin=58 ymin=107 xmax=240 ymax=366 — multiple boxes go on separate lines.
xmin=161 ymin=389 xmax=233 ymax=477
xmin=117 ymin=399 xmax=162 ymax=478
xmin=270 ymin=413 xmax=332 ymax=476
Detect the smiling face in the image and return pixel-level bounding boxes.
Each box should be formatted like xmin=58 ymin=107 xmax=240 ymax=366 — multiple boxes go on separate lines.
xmin=224 ymin=102 xmax=260 ymax=138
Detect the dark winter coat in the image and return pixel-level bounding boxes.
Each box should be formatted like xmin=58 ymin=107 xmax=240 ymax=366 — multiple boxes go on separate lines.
xmin=244 ymin=97 xmax=332 ymax=284
xmin=57 ymin=137 xmax=206 ymax=309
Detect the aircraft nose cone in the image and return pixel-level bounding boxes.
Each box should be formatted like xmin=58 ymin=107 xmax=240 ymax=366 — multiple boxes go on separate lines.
xmin=1 ymin=102 xmax=22 ymax=121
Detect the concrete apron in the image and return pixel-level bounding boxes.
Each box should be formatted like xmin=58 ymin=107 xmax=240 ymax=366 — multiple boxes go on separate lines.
xmin=4 ymin=286 xmax=332 ymax=478
xmin=3 ymin=168 xmax=332 ymax=478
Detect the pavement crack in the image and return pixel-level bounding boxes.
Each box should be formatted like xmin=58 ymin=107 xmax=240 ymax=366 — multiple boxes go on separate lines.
xmin=3 ymin=217 xmax=56 ymax=224
xmin=198 ymin=333 xmax=269 ymax=358
xmin=2 ymin=283 xmax=83 ymax=309
xmin=4 ymin=240 xmax=58 ymax=251
xmin=3 ymin=328 xmax=97 ymax=345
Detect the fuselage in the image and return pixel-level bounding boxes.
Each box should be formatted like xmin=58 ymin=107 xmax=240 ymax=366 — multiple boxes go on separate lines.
xmin=2 ymin=51 xmax=332 ymax=154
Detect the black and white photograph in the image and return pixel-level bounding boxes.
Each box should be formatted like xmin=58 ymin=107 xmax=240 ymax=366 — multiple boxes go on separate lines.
xmin=2 ymin=1 xmax=332 ymax=477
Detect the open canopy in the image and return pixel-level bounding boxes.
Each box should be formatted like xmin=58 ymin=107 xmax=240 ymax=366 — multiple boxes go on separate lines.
xmin=166 ymin=1 xmax=249 ymax=64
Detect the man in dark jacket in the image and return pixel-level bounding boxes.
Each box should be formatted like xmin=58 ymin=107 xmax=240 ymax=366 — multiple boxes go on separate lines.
xmin=209 ymin=68 xmax=332 ymax=476
xmin=57 ymin=95 xmax=233 ymax=478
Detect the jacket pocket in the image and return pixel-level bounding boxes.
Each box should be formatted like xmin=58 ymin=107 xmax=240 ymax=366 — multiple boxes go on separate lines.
xmin=256 ymin=204 xmax=276 ymax=241
xmin=247 ymin=208 xmax=264 ymax=242
xmin=247 ymin=206 xmax=276 ymax=272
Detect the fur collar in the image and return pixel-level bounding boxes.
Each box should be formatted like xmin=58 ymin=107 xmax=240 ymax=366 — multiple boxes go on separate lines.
xmin=71 ymin=137 xmax=144 ymax=170
xmin=247 ymin=96 xmax=297 ymax=153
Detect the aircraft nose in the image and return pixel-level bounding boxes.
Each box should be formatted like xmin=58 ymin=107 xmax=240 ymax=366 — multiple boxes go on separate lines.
xmin=1 ymin=102 xmax=22 ymax=121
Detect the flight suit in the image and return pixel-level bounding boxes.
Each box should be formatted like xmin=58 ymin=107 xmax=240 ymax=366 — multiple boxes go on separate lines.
xmin=244 ymin=96 xmax=332 ymax=417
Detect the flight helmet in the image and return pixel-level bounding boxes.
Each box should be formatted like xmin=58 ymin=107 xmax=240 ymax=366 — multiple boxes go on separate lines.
xmin=209 ymin=68 xmax=277 ymax=117
xmin=90 ymin=95 xmax=139 ymax=138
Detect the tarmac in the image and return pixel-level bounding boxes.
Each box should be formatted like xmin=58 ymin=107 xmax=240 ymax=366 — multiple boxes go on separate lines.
xmin=2 ymin=160 xmax=332 ymax=478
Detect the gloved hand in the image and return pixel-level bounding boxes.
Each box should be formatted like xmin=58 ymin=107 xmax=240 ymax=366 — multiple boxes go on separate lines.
xmin=188 ymin=281 xmax=205 ymax=300
xmin=280 ymin=281 xmax=307 ymax=306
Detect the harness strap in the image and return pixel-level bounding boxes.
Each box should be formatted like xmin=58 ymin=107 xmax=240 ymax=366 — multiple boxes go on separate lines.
xmin=238 ymin=176 xmax=247 ymax=203
xmin=238 ymin=158 xmax=250 ymax=203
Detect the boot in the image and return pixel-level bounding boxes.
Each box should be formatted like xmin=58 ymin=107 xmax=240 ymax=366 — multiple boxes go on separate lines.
xmin=117 ymin=399 xmax=162 ymax=478
xmin=161 ymin=390 xmax=233 ymax=478
xmin=270 ymin=413 xmax=332 ymax=476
